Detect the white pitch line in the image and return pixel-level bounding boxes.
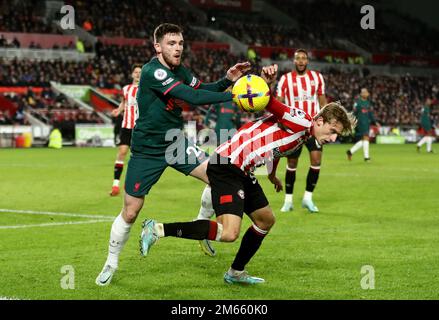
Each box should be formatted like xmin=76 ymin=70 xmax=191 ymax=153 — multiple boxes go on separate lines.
xmin=0 ymin=219 xmax=111 ymax=230
xmin=0 ymin=208 xmax=114 ymax=220
xmin=0 ymin=296 xmax=21 ymax=300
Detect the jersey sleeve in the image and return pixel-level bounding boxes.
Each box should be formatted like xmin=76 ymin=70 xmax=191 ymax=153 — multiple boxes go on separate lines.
xmin=266 ymin=96 xmax=312 ymax=132
xmin=122 ymin=85 xmax=129 ymax=100
xmin=317 ymin=72 xmax=325 ymax=96
xmin=143 ymin=65 xmax=183 ymax=96
xmin=179 ymin=64 xmax=202 ymax=89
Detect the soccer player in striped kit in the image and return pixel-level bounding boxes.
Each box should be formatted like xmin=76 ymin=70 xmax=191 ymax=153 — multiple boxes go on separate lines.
xmin=109 ymin=64 xmax=142 ymax=196
xmin=276 ymin=49 xmax=327 ymax=213
xmin=139 ymin=65 xmax=356 ymax=284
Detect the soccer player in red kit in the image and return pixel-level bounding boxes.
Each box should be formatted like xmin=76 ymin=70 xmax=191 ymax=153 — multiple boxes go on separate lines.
xmin=276 ymin=49 xmax=327 ymax=213
xmin=109 ymin=64 xmax=142 ymax=196
xmin=138 ymin=65 xmax=356 ymax=285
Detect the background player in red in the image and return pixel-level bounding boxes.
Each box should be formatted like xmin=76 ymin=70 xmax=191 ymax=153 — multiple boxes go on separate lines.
xmin=109 ymin=64 xmax=142 ymax=196
xmin=276 ymin=49 xmax=327 ymax=213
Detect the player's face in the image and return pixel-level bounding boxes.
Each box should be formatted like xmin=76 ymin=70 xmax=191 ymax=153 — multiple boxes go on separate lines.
xmin=313 ymin=118 xmax=343 ymax=145
xmin=155 ymin=33 xmax=184 ymax=69
xmin=294 ymin=52 xmax=308 ymax=74
xmin=360 ymin=89 xmax=369 ymax=99
xmin=132 ymin=67 xmax=141 ymax=83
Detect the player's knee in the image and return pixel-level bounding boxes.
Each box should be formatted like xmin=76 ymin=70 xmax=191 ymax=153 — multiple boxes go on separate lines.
xmin=257 ymin=214 xmax=276 ymax=231
xmin=221 ymin=228 xmax=240 ymax=242
xmin=287 ymin=158 xmax=298 ymax=168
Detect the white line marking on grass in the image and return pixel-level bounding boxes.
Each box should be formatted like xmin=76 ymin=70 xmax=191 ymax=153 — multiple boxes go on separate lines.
xmin=0 ymin=219 xmax=111 ymax=230
xmin=0 ymin=296 xmax=21 ymax=300
xmin=0 ymin=208 xmax=114 ymax=220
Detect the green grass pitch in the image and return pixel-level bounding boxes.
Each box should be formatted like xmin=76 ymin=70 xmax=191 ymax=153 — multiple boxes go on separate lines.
xmin=0 ymin=144 xmax=438 ymax=300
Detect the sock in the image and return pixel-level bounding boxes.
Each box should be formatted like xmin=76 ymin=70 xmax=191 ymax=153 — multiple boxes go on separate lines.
xmin=163 ymin=220 xmax=222 ymax=240
xmin=427 ymin=136 xmax=433 ymax=152
xmin=305 ymin=166 xmax=320 ymax=192
xmin=363 ymin=140 xmax=370 ymax=159
xmin=231 ymin=224 xmax=268 ymax=271
xmin=114 ymin=161 xmax=124 ymax=183
xmin=105 ymin=213 xmax=133 ymax=268
xmin=284 ymin=194 xmax=293 ymax=203
xmin=303 ymin=190 xmax=313 ymax=202
xmin=196 ymin=185 xmax=215 ymax=220
xmin=350 ymin=140 xmax=363 ymax=154
xmin=417 ymin=136 xmax=427 ymax=147
xmin=285 ymin=166 xmax=296 ymax=195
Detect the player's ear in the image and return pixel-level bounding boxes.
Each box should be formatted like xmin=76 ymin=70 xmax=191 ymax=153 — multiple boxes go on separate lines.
xmin=154 ymin=42 xmax=161 ymax=54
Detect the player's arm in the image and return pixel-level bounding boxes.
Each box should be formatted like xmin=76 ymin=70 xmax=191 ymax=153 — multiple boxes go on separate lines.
xmin=112 ymin=97 xmax=125 ymax=117
xmin=147 ymin=67 xmax=232 ymax=105
xmin=317 ymin=72 xmax=327 ymax=107
xmin=193 ymin=62 xmax=252 ymax=92
xmin=168 ymin=84 xmax=232 ymax=105
xmin=267 ymin=158 xmax=282 ymax=192
xmin=265 ymin=96 xmax=312 ymax=132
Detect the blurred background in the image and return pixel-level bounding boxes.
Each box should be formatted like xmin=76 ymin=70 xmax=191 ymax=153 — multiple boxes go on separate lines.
xmin=0 ymin=0 xmax=438 ymax=148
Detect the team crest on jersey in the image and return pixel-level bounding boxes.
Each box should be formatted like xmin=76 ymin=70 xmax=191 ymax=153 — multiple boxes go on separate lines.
xmin=237 ymin=189 xmax=245 ymax=200
xmin=154 ymin=69 xmax=168 ymax=81
xmin=292 ymin=108 xmax=306 ymax=119
xmin=310 ymin=80 xmax=315 ymax=85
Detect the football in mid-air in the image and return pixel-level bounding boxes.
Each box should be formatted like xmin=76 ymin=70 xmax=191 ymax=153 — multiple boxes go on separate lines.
xmin=232 ymin=74 xmax=270 ymax=113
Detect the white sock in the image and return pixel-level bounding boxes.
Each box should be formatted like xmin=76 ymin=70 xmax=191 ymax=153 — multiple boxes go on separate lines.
xmin=154 ymin=223 xmax=164 ymax=238
xmin=363 ymin=140 xmax=370 ymax=158
xmin=350 ymin=140 xmax=363 ymax=154
xmin=112 ymin=179 xmax=120 ymax=187
xmin=196 ymin=185 xmax=215 ymax=220
xmin=284 ymin=194 xmax=293 ymax=203
xmin=303 ymin=191 xmax=313 ymax=202
xmin=105 ymin=213 xmax=132 ymax=269
xmin=228 ymin=267 xmax=245 ymax=275
xmin=427 ymin=136 xmax=433 ymax=152
xmin=417 ymin=136 xmax=427 ymax=147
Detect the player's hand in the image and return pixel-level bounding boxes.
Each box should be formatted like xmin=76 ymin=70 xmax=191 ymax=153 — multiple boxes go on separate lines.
xmin=111 ymin=109 xmax=121 ymax=117
xmin=268 ymin=174 xmax=283 ymax=192
xmin=261 ymin=64 xmax=278 ymax=85
xmin=226 ymin=62 xmax=251 ymax=82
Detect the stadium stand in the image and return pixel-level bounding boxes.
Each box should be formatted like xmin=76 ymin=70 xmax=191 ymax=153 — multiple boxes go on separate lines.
xmin=0 ymin=0 xmax=438 ymax=147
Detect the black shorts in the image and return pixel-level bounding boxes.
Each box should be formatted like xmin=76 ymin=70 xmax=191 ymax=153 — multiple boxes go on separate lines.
xmin=288 ymin=136 xmax=322 ymax=158
xmin=207 ymin=154 xmax=269 ymax=218
xmin=116 ymin=128 xmax=132 ymax=146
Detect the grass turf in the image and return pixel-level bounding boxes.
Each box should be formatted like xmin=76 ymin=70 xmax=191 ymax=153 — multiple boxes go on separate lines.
xmin=0 ymin=144 xmax=438 ymax=299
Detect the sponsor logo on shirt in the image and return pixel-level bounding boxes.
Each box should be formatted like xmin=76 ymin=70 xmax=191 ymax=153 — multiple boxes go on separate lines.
xmin=162 ymin=78 xmax=174 ymax=86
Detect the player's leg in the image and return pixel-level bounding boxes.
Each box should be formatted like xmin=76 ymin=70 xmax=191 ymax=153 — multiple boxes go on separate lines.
xmin=171 ymin=139 xmax=217 ymax=256
xmin=110 ymin=144 xmax=129 ymax=196
xmin=225 ymin=176 xmax=272 ymax=285
xmin=427 ymin=136 xmax=434 ymax=153
xmin=363 ymin=135 xmax=371 ymax=161
xmin=417 ymin=136 xmax=427 ymax=151
xmin=348 ymin=135 xmax=363 ymax=157
xmin=96 ymin=154 xmax=166 ymax=286
xmin=302 ymin=142 xmax=322 ymax=213
xmin=281 ymin=149 xmax=301 ymax=212
xmin=110 ymin=128 xmax=131 ymax=196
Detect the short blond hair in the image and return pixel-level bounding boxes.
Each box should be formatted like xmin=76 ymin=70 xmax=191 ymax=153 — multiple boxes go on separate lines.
xmin=314 ymin=102 xmax=357 ymax=136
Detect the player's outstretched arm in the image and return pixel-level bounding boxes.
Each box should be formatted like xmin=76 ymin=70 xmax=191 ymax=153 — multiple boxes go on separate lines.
xmin=198 ymin=61 xmax=252 ymax=92
xmin=266 ymin=97 xmax=312 ymax=132
xmin=169 ymin=83 xmax=233 ymax=105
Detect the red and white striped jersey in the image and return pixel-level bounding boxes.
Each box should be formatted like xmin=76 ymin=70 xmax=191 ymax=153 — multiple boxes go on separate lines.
xmin=216 ymin=97 xmax=313 ymax=173
xmin=276 ymin=70 xmax=325 ymax=117
xmin=122 ymin=84 xmax=139 ymax=129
